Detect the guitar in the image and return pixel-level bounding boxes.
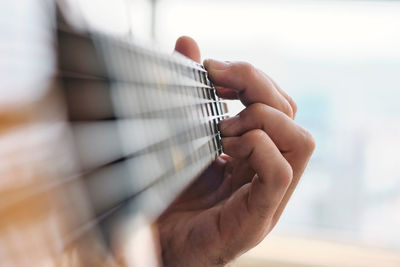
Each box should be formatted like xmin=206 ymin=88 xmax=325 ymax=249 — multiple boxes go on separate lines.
xmin=0 ymin=1 xmax=228 ymax=266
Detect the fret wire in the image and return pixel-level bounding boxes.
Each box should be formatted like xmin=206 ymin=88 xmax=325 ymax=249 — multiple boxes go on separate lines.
xmin=193 ymin=69 xmax=198 ymax=82
xmin=209 ymin=88 xmax=220 ymax=119
xmin=205 ymin=122 xmax=213 ymax=155
xmin=171 ymin=55 xmax=187 ymax=158
xmin=215 ymin=98 xmax=223 ymax=120
xmin=208 ymin=103 xmax=215 ymax=119
xmin=147 ymin=52 xmax=164 ymax=157
xmin=198 ymin=69 xmax=204 ymax=84
xmin=188 ymin=102 xmax=198 ymax=145
xmin=196 ymin=93 xmax=207 ymax=152
xmin=187 ymin=67 xmax=208 ymax=159
xmin=210 ymin=121 xmax=217 ymax=152
xmin=197 ymin=69 xmax=210 ymax=144
xmin=205 ymin=69 xmax=223 ymax=155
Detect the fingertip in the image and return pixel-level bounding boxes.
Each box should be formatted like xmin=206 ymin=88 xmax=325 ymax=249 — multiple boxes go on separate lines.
xmin=174 ymin=36 xmax=201 ymax=63
xmin=203 ymin=59 xmax=230 ymax=71
xmin=215 ymin=155 xmax=228 ymax=166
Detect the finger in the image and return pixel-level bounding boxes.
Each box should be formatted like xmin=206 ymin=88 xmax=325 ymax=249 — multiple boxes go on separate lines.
xmin=229 ymin=159 xmax=255 ymax=192
xmin=220 ymin=157 xmax=255 ymax=195
xmin=213 ymin=67 xmax=297 ymax=117
xmin=215 ymin=86 xmax=238 ymax=100
xmin=213 ymin=68 xmax=297 ymax=116
xmin=174 ymin=36 xmax=201 ymax=63
xmin=220 ymin=103 xmax=315 ymax=225
xmin=203 ymin=59 xmax=294 ymax=118
xmin=262 ymin=72 xmax=297 ymax=117
xmin=219 ymin=103 xmax=314 ymax=155
xmin=221 ymin=130 xmax=293 ymax=219
xmin=271 ymin=140 xmax=314 ymax=225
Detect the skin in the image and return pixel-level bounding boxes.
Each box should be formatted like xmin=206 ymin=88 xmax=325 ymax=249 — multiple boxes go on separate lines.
xmin=156 ymin=36 xmax=315 ymax=266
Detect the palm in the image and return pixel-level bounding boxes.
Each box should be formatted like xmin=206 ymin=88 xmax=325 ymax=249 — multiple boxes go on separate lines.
xmin=157 ymin=156 xmax=261 ymax=266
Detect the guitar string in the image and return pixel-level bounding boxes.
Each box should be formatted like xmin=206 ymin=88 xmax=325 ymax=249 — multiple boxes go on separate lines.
xmin=62 ymin=141 xmax=222 ymax=250
xmin=60 ymin=28 xmax=228 ymax=246
xmin=0 ymin=68 xmax=228 ymax=212
xmin=0 ymin=21 xmax=229 ymax=257
xmin=0 ymin=110 xmax=227 ymax=215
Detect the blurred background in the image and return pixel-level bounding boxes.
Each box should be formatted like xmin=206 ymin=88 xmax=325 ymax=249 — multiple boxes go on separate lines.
xmin=49 ymin=0 xmax=400 ymax=266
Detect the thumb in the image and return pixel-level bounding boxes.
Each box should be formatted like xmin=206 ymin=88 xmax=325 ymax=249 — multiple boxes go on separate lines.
xmin=174 ymin=36 xmax=201 ymax=63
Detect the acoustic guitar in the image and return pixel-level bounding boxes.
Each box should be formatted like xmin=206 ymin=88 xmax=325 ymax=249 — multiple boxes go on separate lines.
xmin=0 ymin=1 xmax=228 ymax=266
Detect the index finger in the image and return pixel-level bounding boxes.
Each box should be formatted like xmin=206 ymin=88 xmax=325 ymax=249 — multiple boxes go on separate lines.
xmin=204 ymin=59 xmax=294 ymax=118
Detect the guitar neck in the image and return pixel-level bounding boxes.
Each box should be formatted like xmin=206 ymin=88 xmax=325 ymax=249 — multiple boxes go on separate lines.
xmin=0 ymin=2 xmax=228 ymax=266
xmin=58 ymin=11 xmax=229 ymax=217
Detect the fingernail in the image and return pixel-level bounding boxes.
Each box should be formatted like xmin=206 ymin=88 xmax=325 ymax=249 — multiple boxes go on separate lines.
xmin=219 ymin=116 xmax=239 ymax=132
xmin=204 ymin=59 xmax=230 ymax=70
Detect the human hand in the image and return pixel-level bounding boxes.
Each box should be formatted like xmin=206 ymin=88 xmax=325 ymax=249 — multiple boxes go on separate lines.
xmin=156 ymin=36 xmax=315 ymax=267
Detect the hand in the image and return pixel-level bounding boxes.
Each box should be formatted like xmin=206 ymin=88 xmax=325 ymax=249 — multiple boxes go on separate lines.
xmin=156 ymin=36 xmax=315 ymax=266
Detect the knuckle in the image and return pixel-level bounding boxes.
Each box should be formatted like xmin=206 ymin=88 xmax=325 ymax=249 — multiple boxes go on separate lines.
xmin=234 ymin=61 xmax=257 ymax=79
xmin=248 ymin=102 xmax=268 ymax=115
xmin=300 ymin=128 xmax=316 ymax=154
xmin=282 ymin=101 xmax=294 ymax=119
xmin=241 ymin=103 xmax=269 ymax=122
xmin=275 ymin=161 xmax=293 ymax=188
xmin=289 ymin=96 xmax=298 ymax=115
xmin=242 ymin=129 xmax=268 ymax=146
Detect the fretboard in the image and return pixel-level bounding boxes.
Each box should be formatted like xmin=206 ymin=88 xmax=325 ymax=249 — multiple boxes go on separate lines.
xmin=0 ymin=2 xmax=228 ymax=265
xmin=58 ymin=17 xmax=229 ymax=243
